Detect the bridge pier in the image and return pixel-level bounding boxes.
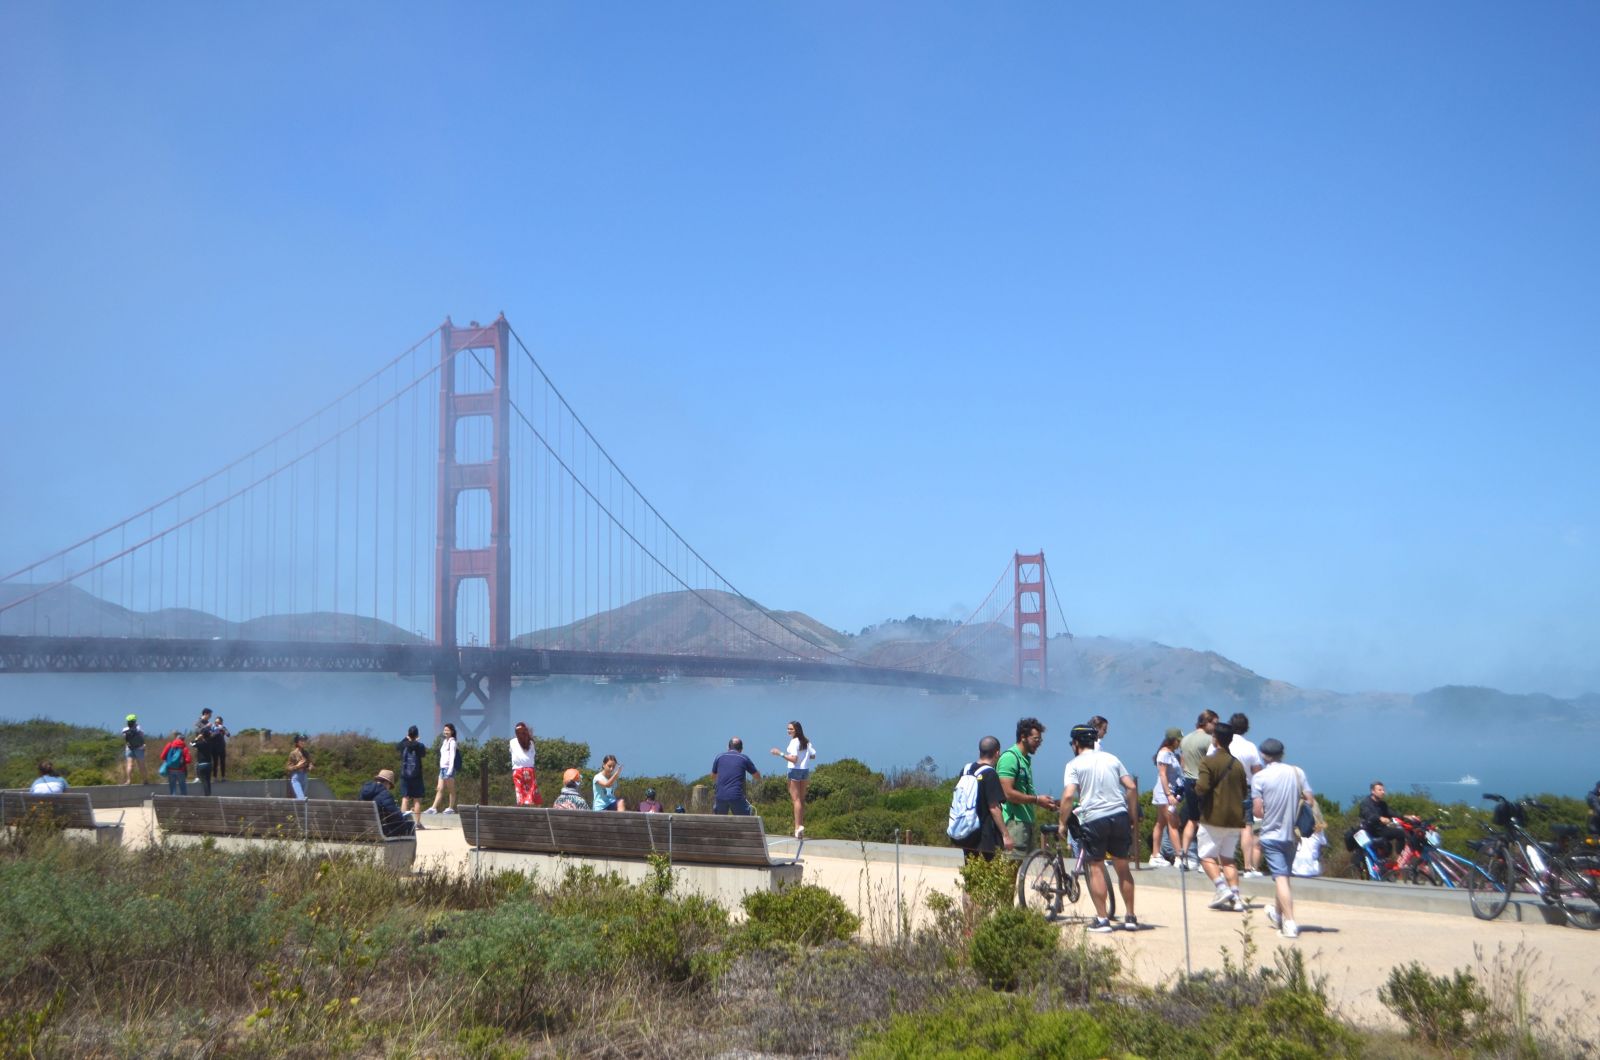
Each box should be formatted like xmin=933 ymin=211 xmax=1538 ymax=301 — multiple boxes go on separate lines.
xmin=434 ymin=664 xmax=511 ymax=743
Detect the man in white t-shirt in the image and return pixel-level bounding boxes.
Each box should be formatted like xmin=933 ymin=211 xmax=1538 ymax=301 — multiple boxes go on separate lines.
xmin=1059 ymin=723 xmax=1142 ymax=933
xmin=1250 ymin=737 xmax=1313 ymax=940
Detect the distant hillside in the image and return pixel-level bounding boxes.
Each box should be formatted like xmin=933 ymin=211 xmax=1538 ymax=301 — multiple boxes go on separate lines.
xmin=515 ymin=589 xmax=852 ymax=658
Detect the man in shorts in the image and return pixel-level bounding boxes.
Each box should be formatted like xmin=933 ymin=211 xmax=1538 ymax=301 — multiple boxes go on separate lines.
xmin=1196 ymin=721 xmax=1248 ymax=912
xmin=997 ymin=717 xmax=1058 ymax=859
xmin=1177 ymin=710 xmax=1218 ymax=867
xmin=953 ymin=735 xmax=1014 ymax=863
xmin=1222 ymin=713 xmax=1265 ymax=877
xmin=1059 ymin=723 xmax=1141 ymax=932
xmin=1251 ymin=737 xmax=1313 ymax=939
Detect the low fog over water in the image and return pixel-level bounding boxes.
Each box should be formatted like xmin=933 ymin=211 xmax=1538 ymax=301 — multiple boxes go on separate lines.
xmin=5 ymin=672 xmax=1594 ymax=804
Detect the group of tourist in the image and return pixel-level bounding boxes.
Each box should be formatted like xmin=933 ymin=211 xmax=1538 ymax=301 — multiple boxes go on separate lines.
xmin=113 ymin=710 xmax=232 ymax=795
xmin=952 ymin=712 xmax=1317 ymax=939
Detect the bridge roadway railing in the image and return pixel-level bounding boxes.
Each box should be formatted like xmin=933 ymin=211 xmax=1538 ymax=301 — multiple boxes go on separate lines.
xmin=0 ymin=635 xmax=1033 ymax=698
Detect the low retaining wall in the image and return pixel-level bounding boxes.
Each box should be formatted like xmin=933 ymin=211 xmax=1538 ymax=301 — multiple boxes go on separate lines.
xmin=160 ymin=832 xmax=416 ymax=872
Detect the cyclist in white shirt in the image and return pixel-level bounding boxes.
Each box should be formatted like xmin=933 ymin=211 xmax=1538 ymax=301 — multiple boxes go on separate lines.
xmin=1059 ymin=723 xmax=1142 ymax=933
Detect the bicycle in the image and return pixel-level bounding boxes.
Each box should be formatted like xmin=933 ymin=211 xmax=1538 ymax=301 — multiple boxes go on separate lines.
xmin=1016 ymin=820 xmax=1117 ymax=921
xmin=1345 ymin=815 xmax=1423 ymax=882
xmin=1467 ymin=794 xmax=1600 ymax=930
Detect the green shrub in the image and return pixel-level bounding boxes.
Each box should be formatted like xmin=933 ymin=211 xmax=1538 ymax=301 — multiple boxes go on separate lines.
xmin=855 ymin=991 xmax=1112 ymax=1059
xmin=1379 ymin=962 xmax=1492 ymax=1048
xmin=960 ymin=854 xmax=1018 ymax=920
xmin=429 ymin=900 xmax=604 ymax=1031
xmin=64 ymin=767 xmax=110 ymax=787
xmin=970 ymin=907 xmax=1056 ymax=991
xmin=736 ymin=884 xmax=859 ymax=951
xmin=816 ymin=808 xmax=904 ymax=843
xmin=807 ymin=758 xmax=883 ymax=805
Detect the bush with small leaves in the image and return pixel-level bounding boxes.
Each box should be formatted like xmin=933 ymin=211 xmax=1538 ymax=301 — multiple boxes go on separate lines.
xmin=855 ymin=990 xmax=1112 ymax=1060
xmin=1379 ymin=962 xmax=1492 ymax=1049
xmin=734 ymin=883 xmax=860 ymax=952
xmin=970 ymin=907 xmax=1057 ymax=991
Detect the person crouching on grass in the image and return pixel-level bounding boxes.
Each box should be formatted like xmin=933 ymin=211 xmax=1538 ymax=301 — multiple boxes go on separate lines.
xmin=1059 ymin=723 xmax=1142 ymax=933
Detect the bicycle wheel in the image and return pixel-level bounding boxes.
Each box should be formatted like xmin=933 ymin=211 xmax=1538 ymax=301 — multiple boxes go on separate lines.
xmin=1468 ymin=844 xmax=1512 ymax=921
xmin=1552 ymin=861 xmax=1600 ymax=930
xmin=1343 ymin=855 xmax=1372 ymax=881
xmin=1017 ymin=850 xmax=1065 ymax=917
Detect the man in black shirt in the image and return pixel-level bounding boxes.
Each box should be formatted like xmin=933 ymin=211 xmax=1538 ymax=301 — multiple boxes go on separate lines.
xmin=1358 ymin=781 xmax=1407 ymax=856
xmin=955 ymin=735 xmax=1015 ymax=862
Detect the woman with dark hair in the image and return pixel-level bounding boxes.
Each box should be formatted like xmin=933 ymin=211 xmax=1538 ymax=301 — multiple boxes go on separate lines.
xmin=592 ymin=754 xmax=626 ymax=811
xmin=1150 ymin=728 xmax=1184 ymax=866
xmin=510 ymin=721 xmax=539 ymax=806
xmin=285 ymin=734 xmax=312 ymax=800
xmin=770 ymin=720 xmax=817 ymax=838
xmin=397 ymin=725 xmax=427 ymax=815
xmin=426 ymin=723 xmax=461 ymax=815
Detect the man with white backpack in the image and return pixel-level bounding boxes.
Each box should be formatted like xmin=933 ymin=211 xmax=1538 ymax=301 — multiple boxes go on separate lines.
xmin=948 ymin=735 xmax=1015 ymax=862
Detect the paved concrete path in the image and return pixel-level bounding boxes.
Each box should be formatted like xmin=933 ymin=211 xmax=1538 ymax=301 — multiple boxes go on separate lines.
xmin=99 ymin=805 xmax=1600 ymax=1033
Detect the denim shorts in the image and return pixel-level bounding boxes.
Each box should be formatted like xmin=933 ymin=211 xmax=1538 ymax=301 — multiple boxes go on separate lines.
xmin=787 ymin=768 xmax=811 ymax=782
xmin=1261 ymin=838 xmax=1296 ymax=878
xmin=125 ymin=746 xmax=145 ymax=760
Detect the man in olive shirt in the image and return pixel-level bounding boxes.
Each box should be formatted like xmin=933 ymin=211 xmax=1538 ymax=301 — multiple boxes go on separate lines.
xmin=1177 ymin=709 xmax=1218 ymax=865
xmin=1196 ymin=721 xmax=1248 ymax=912
xmin=997 ymin=717 xmax=1059 ymax=859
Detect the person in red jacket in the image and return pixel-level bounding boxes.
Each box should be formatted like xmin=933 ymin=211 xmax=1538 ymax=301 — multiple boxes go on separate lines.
xmin=157 ymin=730 xmax=191 ymax=795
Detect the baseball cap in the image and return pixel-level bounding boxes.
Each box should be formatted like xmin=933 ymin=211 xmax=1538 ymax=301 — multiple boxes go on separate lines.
xmin=1164 ymin=727 xmax=1182 ymax=741
xmin=563 ymin=767 xmax=582 ymax=785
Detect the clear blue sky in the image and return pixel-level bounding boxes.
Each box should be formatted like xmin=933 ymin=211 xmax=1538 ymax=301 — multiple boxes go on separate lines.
xmin=2 ymin=4 xmax=1596 ymax=697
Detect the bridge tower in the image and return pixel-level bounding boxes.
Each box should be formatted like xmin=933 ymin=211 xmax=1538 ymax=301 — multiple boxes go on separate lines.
xmin=1013 ymin=551 xmax=1047 ymax=690
xmin=433 ymin=315 xmax=513 ymax=741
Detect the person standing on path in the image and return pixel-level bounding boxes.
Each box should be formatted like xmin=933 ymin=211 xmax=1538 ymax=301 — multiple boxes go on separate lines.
xmin=1196 ymin=722 xmax=1249 ymax=913
xmin=158 ymin=730 xmax=190 ymax=795
xmin=397 ymin=725 xmax=427 ymax=815
xmin=711 ymin=737 xmax=761 ymax=815
xmin=1251 ymin=737 xmax=1314 ymax=939
xmin=1150 ymin=728 xmax=1184 ymax=867
xmin=592 ymin=755 xmax=626 ymax=811
xmin=211 ymin=716 xmax=230 ymax=782
xmin=1060 ymin=723 xmax=1142 ymax=932
xmin=954 ymin=735 xmax=1014 ymax=863
xmin=426 ymin=724 xmax=460 ymax=815
xmin=1177 ymin=710 xmax=1219 ymax=867
xmin=1219 ymin=713 xmax=1265 ymax=877
xmin=510 ymin=722 xmax=540 ymax=806
xmin=285 ymin=734 xmax=312 ymax=800
xmin=121 ymin=713 xmax=148 ymax=785
xmin=769 ymin=720 xmax=816 ymax=838
xmin=191 ymin=725 xmax=215 ymax=796
xmin=997 ymin=717 xmax=1058 ymax=859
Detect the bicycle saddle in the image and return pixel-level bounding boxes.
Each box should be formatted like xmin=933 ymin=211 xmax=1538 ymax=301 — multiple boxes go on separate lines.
xmin=1039 ymin=823 xmax=1060 ymax=836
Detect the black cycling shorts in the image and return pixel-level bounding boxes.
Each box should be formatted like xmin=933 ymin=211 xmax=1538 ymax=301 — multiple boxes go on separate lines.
xmin=1079 ymin=812 xmax=1132 ymax=861
xmin=1181 ymin=786 xmax=1201 ymax=824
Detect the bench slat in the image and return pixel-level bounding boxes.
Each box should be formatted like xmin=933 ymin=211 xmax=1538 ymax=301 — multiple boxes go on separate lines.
xmin=1 ymin=791 xmax=98 ymax=830
xmin=463 ymin=807 xmax=788 ymax=867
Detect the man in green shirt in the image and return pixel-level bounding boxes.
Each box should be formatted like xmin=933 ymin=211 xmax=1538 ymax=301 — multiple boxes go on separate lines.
xmin=996 ymin=716 xmax=1058 ymax=859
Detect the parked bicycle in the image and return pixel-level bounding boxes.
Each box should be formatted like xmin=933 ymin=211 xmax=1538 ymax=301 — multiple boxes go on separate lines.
xmin=1017 ymin=819 xmax=1116 ymax=921
xmin=1467 ymin=794 xmax=1600 ymax=930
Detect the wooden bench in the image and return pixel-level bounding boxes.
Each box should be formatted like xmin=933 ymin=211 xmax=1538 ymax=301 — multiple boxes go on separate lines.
xmin=461 ymin=807 xmax=802 ymax=899
xmin=0 ymin=791 xmax=124 ymax=845
xmin=153 ymin=795 xmax=416 ymax=871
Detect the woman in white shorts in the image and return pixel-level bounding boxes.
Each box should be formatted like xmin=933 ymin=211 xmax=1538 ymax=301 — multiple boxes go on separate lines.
xmin=770 ymin=720 xmax=817 ymax=838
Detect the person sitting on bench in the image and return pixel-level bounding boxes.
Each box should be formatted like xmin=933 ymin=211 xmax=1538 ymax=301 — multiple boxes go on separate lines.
xmin=359 ymin=769 xmax=415 ymax=837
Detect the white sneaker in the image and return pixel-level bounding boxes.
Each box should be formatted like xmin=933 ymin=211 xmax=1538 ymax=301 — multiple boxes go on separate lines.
xmin=422 ymin=808 xmax=438 ymax=815
xmin=1242 ymin=869 xmax=1265 ymax=879
xmin=795 ymin=826 xmax=805 ymax=839
xmin=1148 ymin=855 xmax=1171 ymax=867
xmin=1231 ymin=894 xmax=1248 ymax=913
xmin=1266 ymin=907 xmax=1280 ymax=929
xmin=443 ymin=807 xmax=455 ymax=815
xmin=1281 ymin=919 xmax=1299 ymax=939
xmin=1208 ymin=890 xmax=1234 ymax=910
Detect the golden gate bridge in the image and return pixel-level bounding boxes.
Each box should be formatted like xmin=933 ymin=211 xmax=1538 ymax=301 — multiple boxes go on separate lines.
xmin=0 ymin=316 xmax=1061 ymax=738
